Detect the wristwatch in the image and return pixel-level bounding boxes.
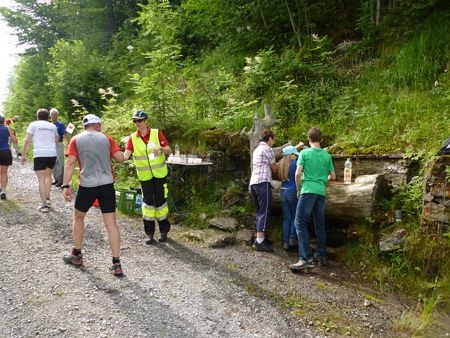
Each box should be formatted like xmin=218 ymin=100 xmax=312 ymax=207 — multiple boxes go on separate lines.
xmin=61 ymin=184 xmax=71 ymax=189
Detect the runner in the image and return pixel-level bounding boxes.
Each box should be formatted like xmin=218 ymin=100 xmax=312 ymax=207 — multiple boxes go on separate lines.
xmin=61 ymin=114 xmax=125 ymax=276
xmin=21 ymin=109 xmax=58 ymax=212
xmin=0 ymin=115 xmax=19 ymax=200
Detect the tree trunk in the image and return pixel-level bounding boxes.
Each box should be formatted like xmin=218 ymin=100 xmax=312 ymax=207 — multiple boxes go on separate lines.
xmin=273 ymin=174 xmax=390 ymax=226
xmin=240 ymin=104 xmax=277 ymax=166
xmin=284 ymin=0 xmax=302 ymax=48
xmin=376 ymin=0 xmax=381 ymax=25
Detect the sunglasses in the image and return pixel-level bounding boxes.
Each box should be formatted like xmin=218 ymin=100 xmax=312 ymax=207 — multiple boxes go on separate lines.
xmin=133 ymin=119 xmax=145 ymax=123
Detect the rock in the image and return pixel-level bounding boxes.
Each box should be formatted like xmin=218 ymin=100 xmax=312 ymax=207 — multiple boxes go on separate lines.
xmin=379 ymin=228 xmax=407 ymax=252
xmin=235 ymin=228 xmax=254 ymax=245
xmin=206 ymin=233 xmax=236 ymax=248
xmin=209 ymin=217 xmax=239 ymax=232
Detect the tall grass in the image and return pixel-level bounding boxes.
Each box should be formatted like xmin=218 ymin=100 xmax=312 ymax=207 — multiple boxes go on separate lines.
xmin=387 ymin=14 xmax=450 ymax=88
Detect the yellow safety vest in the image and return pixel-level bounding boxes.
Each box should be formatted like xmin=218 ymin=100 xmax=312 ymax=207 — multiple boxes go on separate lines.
xmin=130 ymin=128 xmax=168 ymax=181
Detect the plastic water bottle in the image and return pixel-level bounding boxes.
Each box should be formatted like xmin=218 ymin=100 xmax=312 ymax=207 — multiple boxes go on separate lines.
xmin=344 ymin=158 xmax=352 ymax=184
xmin=135 ymin=194 xmax=142 ymax=215
xmin=175 ymin=144 xmax=180 ymax=156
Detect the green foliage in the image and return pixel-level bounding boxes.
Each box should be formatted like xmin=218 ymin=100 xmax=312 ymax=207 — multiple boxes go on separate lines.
xmin=3 ymin=53 xmax=52 ymax=122
xmin=181 ymin=182 xmax=222 ymax=229
xmin=387 ymin=14 xmax=450 ymax=87
xmin=47 ymin=40 xmax=113 ymax=117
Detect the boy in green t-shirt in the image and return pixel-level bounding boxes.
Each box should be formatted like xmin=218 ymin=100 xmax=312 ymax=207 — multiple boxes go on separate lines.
xmin=290 ymin=127 xmax=336 ymax=271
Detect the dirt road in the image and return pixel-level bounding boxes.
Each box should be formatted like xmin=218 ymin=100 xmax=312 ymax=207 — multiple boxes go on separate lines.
xmin=0 ymin=161 xmax=410 ymax=337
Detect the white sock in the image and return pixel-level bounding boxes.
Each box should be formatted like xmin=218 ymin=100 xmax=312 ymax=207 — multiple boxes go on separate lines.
xmin=256 ymin=237 xmax=264 ymax=244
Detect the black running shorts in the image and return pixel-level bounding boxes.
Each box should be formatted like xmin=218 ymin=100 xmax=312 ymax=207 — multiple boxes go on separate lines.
xmin=75 ymin=183 xmax=116 ymax=213
xmin=0 ymin=150 xmax=12 ymax=166
xmin=34 ymin=156 xmax=57 ymax=171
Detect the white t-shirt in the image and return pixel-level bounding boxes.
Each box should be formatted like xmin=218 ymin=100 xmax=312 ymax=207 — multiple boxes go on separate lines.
xmin=26 ymin=120 xmax=58 ymax=158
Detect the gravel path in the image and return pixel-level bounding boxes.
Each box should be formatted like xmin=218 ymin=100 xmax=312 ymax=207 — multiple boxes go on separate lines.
xmin=0 ymin=161 xmax=411 ymax=337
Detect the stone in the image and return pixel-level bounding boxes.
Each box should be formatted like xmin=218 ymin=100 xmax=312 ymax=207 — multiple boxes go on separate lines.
xmin=206 ymin=233 xmax=236 ymax=248
xmin=379 ymin=228 xmax=407 ymax=252
xmin=209 ymin=217 xmax=239 ymax=232
xmin=235 ymin=228 xmax=254 ymax=245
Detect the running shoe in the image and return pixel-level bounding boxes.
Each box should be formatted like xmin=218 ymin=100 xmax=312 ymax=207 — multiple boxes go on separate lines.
xmin=63 ymin=253 xmax=84 ymax=267
xmin=289 ymin=259 xmax=315 ymax=271
xmin=38 ymin=205 xmax=50 ymax=213
xmin=253 ymin=238 xmax=274 ymax=252
xmin=110 ymin=263 xmax=124 ymax=277
xmin=0 ymin=192 xmax=6 ymax=200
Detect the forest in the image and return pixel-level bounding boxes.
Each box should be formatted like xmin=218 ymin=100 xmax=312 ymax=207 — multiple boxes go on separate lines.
xmin=1 ymin=0 xmax=449 ymax=335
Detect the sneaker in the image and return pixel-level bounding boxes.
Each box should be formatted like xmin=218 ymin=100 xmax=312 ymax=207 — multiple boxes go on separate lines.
xmin=315 ymin=257 xmax=327 ymax=267
xmin=289 ymin=259 xmax=315 ymax=271
xmin=158 ymin=233 xmax=168 ymax=242
xmin=145 ymin=235 xmax=154 ymax=245
xmin=0 ymin=192 xmax=6 ymax=200
xmin=63 ymin=253 xmax=84 ymax=267
xmin=283 ymin=242 xmax=290 ymax=251
xmin=38 ymin=205 xmax=50 ymax=213
xmin=110 ymin=263 xmax=124 ymax=277
xmin=253 ymin=239 xmax=274 ymax=252
xmin=46 ymin=198 xmax=51 ymax=205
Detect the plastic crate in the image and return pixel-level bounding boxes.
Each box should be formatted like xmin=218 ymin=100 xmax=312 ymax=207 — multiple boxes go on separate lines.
xmin=117 ymin=189 xmax=137 ymax=215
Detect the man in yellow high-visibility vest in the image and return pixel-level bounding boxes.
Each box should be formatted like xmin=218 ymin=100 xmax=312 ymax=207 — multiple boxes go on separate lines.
xmin=124 ymin=110 xmax=172 ymax=244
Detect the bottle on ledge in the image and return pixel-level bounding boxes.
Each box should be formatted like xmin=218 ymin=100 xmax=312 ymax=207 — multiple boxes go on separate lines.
xmin=175 ymin=144 xmax=180 ymax=156
xmin=344 ymin=158 xmax=352 ymax=184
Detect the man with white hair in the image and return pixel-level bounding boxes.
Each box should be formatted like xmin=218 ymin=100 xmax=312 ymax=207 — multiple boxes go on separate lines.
xmin=61 ymin=114 xmax=125 ymax=276
xmin=50 ymin=108 xmax=68 ymax=187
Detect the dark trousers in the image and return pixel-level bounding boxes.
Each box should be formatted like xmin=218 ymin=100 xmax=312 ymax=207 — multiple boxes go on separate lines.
xmin=251 ymin=182 xmax=272 ymax=233
xmin=141 ymin=177 xmax=170 ymax=236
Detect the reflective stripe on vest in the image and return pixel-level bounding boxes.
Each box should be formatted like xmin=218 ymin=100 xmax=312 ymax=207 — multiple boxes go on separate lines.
xmin=131 ymin=129 xmax=168 ymax=181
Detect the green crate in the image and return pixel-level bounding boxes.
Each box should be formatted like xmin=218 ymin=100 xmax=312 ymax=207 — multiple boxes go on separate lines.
xmin=117 ymin=189 xmax=137 ymax=215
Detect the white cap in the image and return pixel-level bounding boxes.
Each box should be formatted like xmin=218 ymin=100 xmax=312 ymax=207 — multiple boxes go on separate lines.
xmin=82 ymin=114 xmax=101 ymax=126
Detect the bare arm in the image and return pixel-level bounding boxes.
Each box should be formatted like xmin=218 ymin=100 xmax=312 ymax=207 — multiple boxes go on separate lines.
xmin=20 ymin=134 xmax=33 ymax=165
xmin=270 ymin=162 xmax=278 ymax=173
xmin=329 ymin=170 xmax=336 ymax=181
xmin=62 ymin=155 xmax=77 ymax=202
xmin=295 ymin=165 xmax=303 ymax=191
xmin=112 ymin=151 xmax=125 ymax=163
xmin=295 ymin=141 xmax=304 ymax=149
xmin=161 ymin=145 xmax=172 ymax=156
xmin=123 ymin=149 xmax=132 ymax=161
xmin=8 ymin=128 xmax=18 ymax=145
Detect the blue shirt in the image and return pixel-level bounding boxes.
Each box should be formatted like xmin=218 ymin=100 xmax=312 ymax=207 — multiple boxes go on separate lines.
xmin=281 ymin=159 xmax=297 ymax=190
xmin=53 ymin=121 xmax=66 ymax=142
xmin=0 ymin=125 xmax=10 ymax=151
